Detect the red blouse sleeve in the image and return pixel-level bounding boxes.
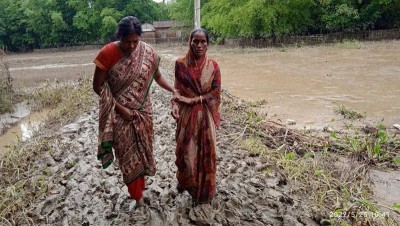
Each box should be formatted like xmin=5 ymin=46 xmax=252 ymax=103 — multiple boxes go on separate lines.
xmin=93 ymin=43 xmax=121 ymax=71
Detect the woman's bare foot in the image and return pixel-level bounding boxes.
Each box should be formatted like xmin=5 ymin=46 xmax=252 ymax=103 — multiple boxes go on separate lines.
xmin=136 ymin=198 xmax=145 ymax=208
xmin=177 ymin=184 xmax=184 ymax=193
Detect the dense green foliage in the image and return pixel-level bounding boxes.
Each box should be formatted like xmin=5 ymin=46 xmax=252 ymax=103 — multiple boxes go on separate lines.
xmin=1 ymin=0 xmax=399 ymax=50
xmin=171 ymin=0 xmax=400 ymax=38
xmin=0 ymin=0 xmax=169 ymax=51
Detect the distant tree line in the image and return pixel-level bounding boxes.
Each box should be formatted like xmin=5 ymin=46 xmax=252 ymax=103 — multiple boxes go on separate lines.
xmin=1 ymin=0 xmax=399 ymax=51
xmin=0 ymin=0 xmax=169 ymax=51
xmin=172 ymin=0 xmax=400 ymax=40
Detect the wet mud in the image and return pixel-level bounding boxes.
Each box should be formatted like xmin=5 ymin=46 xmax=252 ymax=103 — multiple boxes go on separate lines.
xmin=25 ymin=68 xmax=317 ymax=225
xmin=1 ymin=43 xmax=399 ymax=225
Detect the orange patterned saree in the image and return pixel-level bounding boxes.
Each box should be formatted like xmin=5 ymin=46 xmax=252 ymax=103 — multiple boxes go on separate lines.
xmin=97 ymin=41 xmax=159 ymax=185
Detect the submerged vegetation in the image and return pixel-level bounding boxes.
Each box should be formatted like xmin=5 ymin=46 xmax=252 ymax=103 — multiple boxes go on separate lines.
xmin=335 ymin=103 xmax=365 ymax=120
xmin=336 ymin=39 xmax=362 ymax=49
xmin=0 ymin=76 xmax=95 ymax=225
xmin=0 ymin=50 xmax=13 ymax=114
xmin=220 ymin=93 xmax=400 ymax=225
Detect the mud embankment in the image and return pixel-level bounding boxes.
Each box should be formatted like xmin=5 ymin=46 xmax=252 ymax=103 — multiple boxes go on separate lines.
xmin=19 ymin=67 xmax=316 ymax=226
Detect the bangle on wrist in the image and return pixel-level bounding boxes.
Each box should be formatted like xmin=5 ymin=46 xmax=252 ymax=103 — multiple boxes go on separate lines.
xmin=172 ymin=89 xmax=179 ymax=93
xmin=200 ymin=95 xmax=203 ymax=104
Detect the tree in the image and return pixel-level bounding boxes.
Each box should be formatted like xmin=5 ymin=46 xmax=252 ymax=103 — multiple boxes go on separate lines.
xmin=202 ymin=0 xmax=318 ymax=38
xmin=2 ymin=0 xmax=35 ymax=51
xmin=100 ymin=8 xmax=122 ymax=41
xmin=1 ymin=0 xmax=398 ymax=51
xmin=0 ymin=0 xmax=7 ymax=47
xmin=169 ymin=0 xmax=209 ymax=28
xmin=322 ymin=3 xmax=359 ymax=31
xmin=169 ymin=0 xmax=195 ymax=27
xmin=355 ymin=0 xmax=397 ymax=30
xmin=50 ymin=12 xmax=68 ymax=45
xmin=378 ymin=0 xmax=400 ymax=28
xmin=69 ymin=0 xmax=102 ymax=44
xmin=121 ymin=0 xmax=167 ymax=23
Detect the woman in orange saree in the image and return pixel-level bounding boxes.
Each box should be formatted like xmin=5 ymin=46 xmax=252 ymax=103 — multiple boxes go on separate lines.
xmin=173 ymin=28 xmax=221 ymax=205
xmin=93 ymin=16 xmax=179 ymax=207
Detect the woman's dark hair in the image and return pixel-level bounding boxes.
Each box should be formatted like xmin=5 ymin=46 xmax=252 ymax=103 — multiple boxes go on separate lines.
xmin=190 ymin=28 xmax=209 ymax=44
xmin=115 ymin=16 xmax=142 ymax=39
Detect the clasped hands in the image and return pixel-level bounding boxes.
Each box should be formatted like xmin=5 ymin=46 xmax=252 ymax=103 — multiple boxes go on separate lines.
xmin=171 ymin=92 xmax=204 ymax=120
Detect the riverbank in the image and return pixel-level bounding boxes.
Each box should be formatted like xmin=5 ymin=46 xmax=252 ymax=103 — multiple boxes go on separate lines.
xmin=0 ymin=45 xmax=399 ymax=225
xmin=0 ymin=67 xmax=317 ymax=225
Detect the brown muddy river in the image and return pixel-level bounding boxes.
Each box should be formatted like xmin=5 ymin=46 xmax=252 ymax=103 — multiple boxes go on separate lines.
xmin=4 ymin=40 xmax=400 ymax=134
xmin=210 ymin=41 xmax=400 ymax=130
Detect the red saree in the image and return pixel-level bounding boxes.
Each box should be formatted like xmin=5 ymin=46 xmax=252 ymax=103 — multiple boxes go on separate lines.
xmin=174 ymin=47 xmax=221 ymax=204
xmin=95 ymin=41 xmax=159 ymax=192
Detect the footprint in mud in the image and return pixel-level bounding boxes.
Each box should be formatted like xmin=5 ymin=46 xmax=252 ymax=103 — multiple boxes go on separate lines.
xmin=188 ymin=204 xmax=216 ymax=225
xmin=129 ymin=205 xmax=151 ymax=224
xmin=35 ymin=195 xmax=62 ymax=223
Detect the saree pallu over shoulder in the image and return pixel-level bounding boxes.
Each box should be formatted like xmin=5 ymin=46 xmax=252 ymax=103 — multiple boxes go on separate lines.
xmin=175 ymin=56 xmax=221 ymax=127
xmin=174 ymin=55 xmax=221 ymax=204
xmin=97 ymin=41 xmax=159 ymax=184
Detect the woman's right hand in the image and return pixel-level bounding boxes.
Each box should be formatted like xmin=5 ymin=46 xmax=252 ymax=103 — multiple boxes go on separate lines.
xmin=115 ymin=103 xmax=135 ymax=121
xmin=171 ymin=103 xmax=180 ymax=120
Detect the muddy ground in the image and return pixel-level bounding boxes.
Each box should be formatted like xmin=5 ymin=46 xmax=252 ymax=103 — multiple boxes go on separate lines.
xmin=1 ymin=42 xmax=400 ymax=225
xmin=16 ymin=66 xmax=317 ymax=226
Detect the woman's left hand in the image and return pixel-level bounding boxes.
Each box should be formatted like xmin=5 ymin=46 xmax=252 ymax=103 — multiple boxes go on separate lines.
xmin=176 ymin=96 xmax=193 ymax=105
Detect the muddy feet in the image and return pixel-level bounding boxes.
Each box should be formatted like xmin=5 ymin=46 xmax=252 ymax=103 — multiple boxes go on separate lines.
xmin=176 ymin=184 xmax=184 ymax=193
xmin=130 ymin=205 xmax=150 ymax=224
xmin=135 ymin=198 xmax=145 ymax=209
xmin=189 ymin=203 xmax=215 ymax=225
xmin=130 ymin=200 xmax=151 ymax=225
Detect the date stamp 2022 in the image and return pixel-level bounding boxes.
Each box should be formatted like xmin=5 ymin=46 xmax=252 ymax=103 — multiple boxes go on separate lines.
xmin=329 ymin=211 xmax=389 ymax=220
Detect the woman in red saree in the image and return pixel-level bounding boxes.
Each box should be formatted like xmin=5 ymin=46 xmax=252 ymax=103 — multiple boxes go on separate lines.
xmin=93 ymin=16 xmax=179 ymax=207
xmin=173 ymin=28 xmax=221 ymax=205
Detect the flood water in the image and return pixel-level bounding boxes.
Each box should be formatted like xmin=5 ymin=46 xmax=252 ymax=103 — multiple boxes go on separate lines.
xmin=207 ymin=41 xmax=400 ymax=130
xmin=0 ymin=103 xmax=47 ymax=157
xmin=1 ymin=40 xmax=400 ymax=154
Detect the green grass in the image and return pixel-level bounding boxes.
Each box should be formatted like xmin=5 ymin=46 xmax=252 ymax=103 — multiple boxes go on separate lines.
xmin=0 ymin=75 xmax=95 ymax=224
xmin=0 ymin=50 xmax=14 ymax=114
xmin=335 ymin=104 xmax=365 ymax=120
xmin=220 ymin=91 xmax=400 ymax=225
xmin=331 ymin=123 xmax=400 ymax=168
xmin=336 ymin=39 xmax=362 ymax=49
xmin=248 ymin=99 xmax=267 ymax=108
xmin=0 ymin=88 xmax=13 ymax=114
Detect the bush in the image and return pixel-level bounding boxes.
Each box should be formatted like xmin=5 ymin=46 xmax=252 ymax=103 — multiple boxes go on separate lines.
xmin=336 ymin=39 xmax=361 ymax=49
xmin=0 ymin=49 xmax=13 ymax=114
